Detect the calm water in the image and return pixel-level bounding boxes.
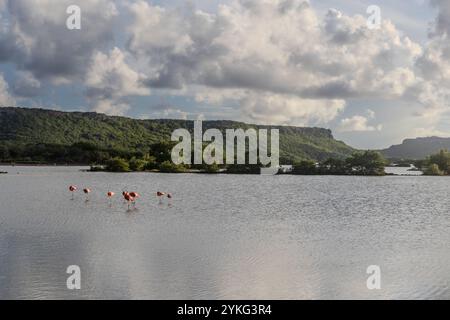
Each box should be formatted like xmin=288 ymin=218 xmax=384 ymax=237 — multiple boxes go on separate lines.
xmin=0 ymin=166 xmax=449 ymax=300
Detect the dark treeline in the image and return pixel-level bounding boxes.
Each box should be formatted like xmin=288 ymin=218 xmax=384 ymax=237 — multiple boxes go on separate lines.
xmin=0 ymin=141 xmax=264 ymax=174
xmin=286 ymin=151 xmax=387 ymax=176
xmin=0 ymin=142 xmax=389 ymax=175
xmin=0 ymin=142 xmax=140 ymax=165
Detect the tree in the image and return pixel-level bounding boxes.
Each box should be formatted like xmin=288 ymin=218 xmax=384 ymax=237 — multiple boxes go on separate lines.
xmin=143 ymin=155 xmax=158 ymax=171
xmin=105 ymin=158 xmax=130 ymax=172
xmin=129 ymin=157 xmax=147 ymax=172
xmin=150 ymin=142 xmax=174 ymax=164
xmin=320 ymin=158 xmax=346 ymax=175
xmin=427 ymin=149 xmax=450 ymax=174
xmin=346 ymin=151 xmax=387 ymax=176
xmin=292 ymin=160 xmax=317 ymax=175
xmin=424 ymin=163 xmax=444 ymax=176
xmin=159 ymin=161 xmax=187 ymax=173
xmin=0 ymin=145 xmax=10 ymax=160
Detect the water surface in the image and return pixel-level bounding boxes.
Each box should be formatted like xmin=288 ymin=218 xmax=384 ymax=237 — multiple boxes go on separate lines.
xmin=0 ymin=166 xmax=449 ymax=299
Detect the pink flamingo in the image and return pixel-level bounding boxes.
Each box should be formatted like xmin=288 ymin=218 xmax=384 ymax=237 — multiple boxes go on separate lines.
xmin=129 ymin=192 xmax=140 ymax=207
xmin=129 ymin=192 xmax=140 ymax=199
xmin=83 ymin=188 xmax=91 ymax=201
xmin=107 ymin=192 xmax=115 ymax=205
xmin=157 ymin=191 xmax=165 ymax=203
xmin=69 ymin=185 xmax=77 ymax=199
xmin=123 ymin=193 xmax=135 ymax=209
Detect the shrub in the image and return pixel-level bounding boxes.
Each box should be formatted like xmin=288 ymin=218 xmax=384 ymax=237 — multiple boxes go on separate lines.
xmin=129 ymin=157 xmax=147 ymax=172
xmin=143 ymin=155 xmax=158 ymax=171
xmin=202 ymin=163 xmax=220 ymax=173
xmin=105 ymin=158 xmax=130 ymax=172
xmin=424 ymin=163 xmax=444 ymax=176
xmin=159 ymin=161 xmax=187 ymax=173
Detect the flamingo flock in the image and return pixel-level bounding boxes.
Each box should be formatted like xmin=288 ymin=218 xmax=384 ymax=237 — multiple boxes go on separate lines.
xmin=69 ymin=185 xmax=172 ymax=209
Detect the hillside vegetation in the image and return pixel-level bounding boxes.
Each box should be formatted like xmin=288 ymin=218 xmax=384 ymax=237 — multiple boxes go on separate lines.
xmin=0 ymin=107 xmax=355 ymax=164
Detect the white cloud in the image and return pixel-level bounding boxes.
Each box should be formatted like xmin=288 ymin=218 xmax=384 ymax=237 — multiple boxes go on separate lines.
xmin=241 ymin=93 xmax=345 ymax=126
xmin=86 ymin=47 xmax=150 ymax=97
xmin=140 ymin=107 xmax=206 ymax=121
xmin=409 ymin=0 xmax=450 ymax=129
xmin=338 ymin=114 xmax=382 ymax=132
xmin=86 ymin=47 xmax=150 ymax=115
xmin=0 ymin=73 xmax=15 ymax=106
xmin=413 ymin=127 xmax=450 ymax=138
xmin=92 ymin=99 xmax=130 ymax=116
xmin=124 ymin=0 xmax=423 ymax=125
xmin=149 ymin=108 xmax=189 ymax=120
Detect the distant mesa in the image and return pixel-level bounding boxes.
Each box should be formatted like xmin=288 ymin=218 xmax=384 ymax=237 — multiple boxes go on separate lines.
xmin=381 ymin=136 xmax=450 ymax=159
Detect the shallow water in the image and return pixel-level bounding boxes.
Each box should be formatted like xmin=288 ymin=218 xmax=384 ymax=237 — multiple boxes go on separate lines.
xmin=0 ymin=166 xmax=449 ymax=300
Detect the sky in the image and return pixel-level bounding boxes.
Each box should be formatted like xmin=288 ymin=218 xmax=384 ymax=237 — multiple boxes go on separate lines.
xmin=0 ymin=0 xmax=449 ymax=149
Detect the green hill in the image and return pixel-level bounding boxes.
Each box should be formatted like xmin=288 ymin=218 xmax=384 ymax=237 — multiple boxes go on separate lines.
xmin=0 ymin=107 xmax=355 ymax=164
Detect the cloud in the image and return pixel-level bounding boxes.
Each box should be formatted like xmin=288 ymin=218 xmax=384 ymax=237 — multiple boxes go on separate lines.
xmin=147 ymin=108 xmax=189 ymax=120
xmin=13 ymin=71 xmax=41 ymax=97
xmin=139 ymin=106 xmax=206 ymax=121
xmin=430 ymin=0 xmax=450 ymax=37
xmin=338 ymin=110 xmax=382 ymax=132
xmin=126 ymin=0 xmax=422 ymax=97
xmin=124 ymin=0 xmax=422 ymax=125
xmin=241 ymin=93 xmax=345 ymax=126
xmin=92 ymin=99 xmax=130 ymax=116
xmin=85 ymin=47 xmax=150 ymax=115
xmin=1 ymin=0 xmax=450 ymax=137
xmin=405 ymin=0 xmax=450 ymax=132
xmin=86 ymin=47 xmax=149 ymax=98
xmin=413 ymin=127 xmax=450 ymax=138
xmin=0 ymin=73 xmax=15 ymax=106
xmin=0 ymin=0 xmax=119 ymax=83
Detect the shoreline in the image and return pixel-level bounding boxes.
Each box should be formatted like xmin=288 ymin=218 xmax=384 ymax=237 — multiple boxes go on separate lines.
xmin=0 ymin=163 xmax=89 ymax=167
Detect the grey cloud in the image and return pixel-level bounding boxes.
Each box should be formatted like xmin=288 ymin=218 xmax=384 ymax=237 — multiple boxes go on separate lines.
xmin=300 ymin=81 xmax=358 ymax=100
xmin=0 ymin=0 xmax=119 ymax=82
xmin=0 ymin=0 xmax=433 ymax=127
xmin=430 ymin=0 xmax=450 ymax=37
xmin=12 ymin=71 xmax=41 ymax=97
xmin=126 ymin=0 xmax=421 ymax=103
